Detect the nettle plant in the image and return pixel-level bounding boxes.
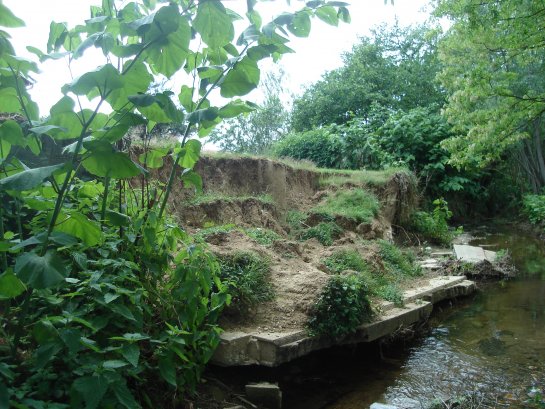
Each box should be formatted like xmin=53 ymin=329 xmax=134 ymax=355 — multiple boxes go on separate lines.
xmin=0 ymin=0 xmax=349 ymax=407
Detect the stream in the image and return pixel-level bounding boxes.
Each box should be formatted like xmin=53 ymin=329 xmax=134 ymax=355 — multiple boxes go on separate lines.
xmin=281 ymin=226 xmax=545 ymax=409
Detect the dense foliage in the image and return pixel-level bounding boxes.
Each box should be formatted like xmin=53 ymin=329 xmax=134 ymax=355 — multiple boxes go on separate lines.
xmin=290 ymin=23 xmax=444 ymax=131
xmin=0 ymin=0 xmax=350 ymax=407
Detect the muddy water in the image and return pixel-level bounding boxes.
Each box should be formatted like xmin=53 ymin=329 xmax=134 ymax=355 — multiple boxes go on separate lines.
xmin=313 ymin=226 xmax=545 ymax=409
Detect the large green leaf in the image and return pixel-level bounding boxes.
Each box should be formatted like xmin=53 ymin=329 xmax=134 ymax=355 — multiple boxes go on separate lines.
xmin=315 ymin=6 xmax=338 ymax=26
xmin=83 ymin=151 xmax=145 ymax=178
xmin=138 ymin=148 xmax=168 ymax=169
xmin=218 ymin=100 xmax=257 ymax=118
xmin=0 ymin=3 xmax=24 ymax=27
xmin=158 ymin=356 xmax=177 ymax=387
xmin=193 ymin=0 xmax=234 ymax=49
xmin=15 ymin=250 xmax=69 ymax=289
xmin=47 ymin=22 xmax=68 ymax=53
xmin=63 ymin=64 xmax=124 ymax=97
xmin=107 ymin=60 xmax=152 ymax=110
xmin=0 ymin=119 xmax=24 ymax=147
xmin=145 ymin=15 xmax=190 ymax=78
xmin=0 ymin=270 xmax=26 ymax=299
xmin=187 ymin=107 xmax=219 ymax=124
xmin=0 ymin=87 xmax=21 ymax=114
xmin=179 ymin=139 xmax=201 ymax=169
xmin=55 ymin=212 xmax=102 ymax=247
xmin=73 ymin=376 xmax=109 ymax=409
xmin=288 ymin=11 xmax=311 ymax=37
xmin=0 ymin=164 xmax=64 ymax=191
xmin=47 ymin=96 xmax=84 ymax=139
xmin=137 ymin=92 xmax=183 ymax=123
xmin=220 ymin=56 xmax=260 ymax=98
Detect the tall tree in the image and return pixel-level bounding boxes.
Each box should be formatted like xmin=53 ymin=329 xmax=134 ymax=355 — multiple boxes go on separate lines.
xmin=290 ymin=22 xmax=445 ymax=131
xmin=436 ymin=0 xmax=545 ymax=189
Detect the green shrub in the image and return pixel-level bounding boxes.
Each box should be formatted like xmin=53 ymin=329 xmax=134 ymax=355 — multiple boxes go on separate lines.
xmin=244 ymin=228 xmax=282 ymax=245
xmin=299 ymin=221 xmax=343 ymax=246
xmin=217 ymin=252 xmax=274 ymax=313
xmin=271 ymin=127 xmax=343 ymax=169
xmin=286 ymin=210 xmax=308 ymax=229
xmin=324 ymin=249 xmax=370 ymax=274
xmin=195 ymin=223 xmax=237 ymax=241
xmin=313 ymin=189 xmax=380 ymax=223
xmin=308 ymin=274 xmax=373 ymax=337
xmin=376 ymin=283 xmax=404 ymax=306
xmin=407 ymin=198 xmax=460 ymax=245
xmin=522 ymin=194 xmax=545 ymax=225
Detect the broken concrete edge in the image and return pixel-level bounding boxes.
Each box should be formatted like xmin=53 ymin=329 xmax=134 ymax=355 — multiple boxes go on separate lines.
xmin=453 ymin=244 xmax=497 ymax=263
xmin=212 ymin=276 xmax=476 ymax=367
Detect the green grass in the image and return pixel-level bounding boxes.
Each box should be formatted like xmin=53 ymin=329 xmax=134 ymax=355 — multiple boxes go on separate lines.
xmin=324 ymin=249 xmax=370 ymax=274
xmin=244 ymin=228 xmax=282 ymax=245
xmin=187 ymin=192 xmax=274 ymax=206
xmin=319 ymin=167 xmax=409 ymax=187
xmin=377 ymin=240 xmax=421 ymax=278
xmin=299 ymin=222 xmax=343 ymax=246
xmin=216 ymin=251 xmax=274 ymax=313
xmin=312 ymin=189 xmax=380 ymax=223
xmin=321 ymin=244 xmax=421 ymax=307
xmin=203 ymin=151 xmax=319 ymax=171
xmin=195 ymin=224 xmax=282 ymax=246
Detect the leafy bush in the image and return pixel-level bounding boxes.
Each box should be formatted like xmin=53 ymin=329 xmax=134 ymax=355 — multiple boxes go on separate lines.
xmin=313 ymin=189 xmax=380 ymax=223
xmin=324 ymin=249 xmax=370 ymax=274
xmin=308 ymin=274 xmax=373 ymax=337
xmin=299 ymin=222 xmax=343 ymax=246
xmin=217 ymin=252 xmax=274 ymax=313
xmin=244 ymin=228 xmax=282 ymax=245
xmin=522 ymin=194 xmax=545 ymax=225
xmin=0 ymin=0 xmax=352 ymax=405
xmin=271 ymin=127 xmax=344 ymax=169
xmin=407 ymin=198 xmax=460 ymax=245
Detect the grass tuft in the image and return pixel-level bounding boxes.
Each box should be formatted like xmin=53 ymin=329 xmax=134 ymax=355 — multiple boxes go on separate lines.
xmin=217 ymin=251 xmax=274 ymax=314
xmin=312 ymin=189 xmax=380 ymax=223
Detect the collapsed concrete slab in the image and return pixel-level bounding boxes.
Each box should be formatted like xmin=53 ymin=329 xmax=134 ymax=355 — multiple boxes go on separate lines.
xmin=454 ymin=244 xmax=496 ymax=263
xmin=212 ymin=276 xmax=476 ymax=367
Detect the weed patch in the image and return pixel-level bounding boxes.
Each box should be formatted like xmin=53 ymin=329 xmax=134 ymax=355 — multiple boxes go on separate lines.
xmin=313 ymin=189 xmax=380 ymax=223
xmin=245 ymin=228 xmax=282 ymax=245
xmin=378 ymin=240 xmax=421 ymax=278
xmin=188 ymin=193 xmax=274 ymax=206
xmin=217 ymin=252 xmax=274 ymax=314
xmin=299 ymin=222 xmax=343 ymax=246
xmin=324 ymin=249 xmax=370 ymax=274
xmin=319 ymin=167 xmax=409 ymax=187
xmin=308 ymin=273 xmax=373 ymax=337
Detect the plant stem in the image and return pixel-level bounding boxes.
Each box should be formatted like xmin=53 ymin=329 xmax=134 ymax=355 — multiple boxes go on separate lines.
xmin=100 ymin=175 xmax=111 ymax=229
xmin=0 ymin=195 xmax=7 ymax=271
xmin=42 ymin=96 xmax=108 ymax=254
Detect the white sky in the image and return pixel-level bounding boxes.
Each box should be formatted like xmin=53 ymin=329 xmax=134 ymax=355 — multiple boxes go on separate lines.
xmin=4 ymin=0 xmax=433 ymax=116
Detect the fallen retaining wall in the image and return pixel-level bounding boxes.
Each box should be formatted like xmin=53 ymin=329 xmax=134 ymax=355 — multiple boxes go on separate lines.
xmin=213 ymin=276 xmax=475 ymax=367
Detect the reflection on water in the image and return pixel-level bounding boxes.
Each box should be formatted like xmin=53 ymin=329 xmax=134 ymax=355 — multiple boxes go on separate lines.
xmin=326 ymin=227 xmax=545 ymax=409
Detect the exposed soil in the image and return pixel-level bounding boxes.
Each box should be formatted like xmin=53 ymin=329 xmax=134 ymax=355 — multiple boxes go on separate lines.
xmin=155 ymin=154 xmax=430 ymax=333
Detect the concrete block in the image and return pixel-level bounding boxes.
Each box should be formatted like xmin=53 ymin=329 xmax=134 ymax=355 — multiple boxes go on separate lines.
xmin=245 ymin=382 xmax=282 ymax=409
xmin=370 ymin=403 xmax=398 ymax=409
